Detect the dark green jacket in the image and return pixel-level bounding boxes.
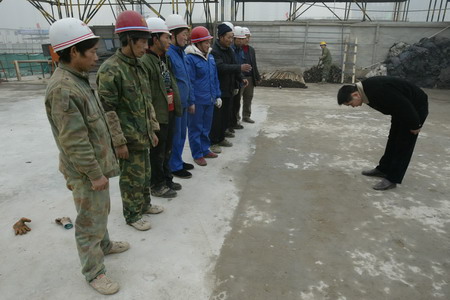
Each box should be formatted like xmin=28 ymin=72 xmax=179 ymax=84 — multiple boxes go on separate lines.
xmin=96 ymin=49 xmax=159 ymax=151
xmin=140 ymin=52 xmax=182 ymax=123
xmin=45 ymin=64 xmax=120 ymax=181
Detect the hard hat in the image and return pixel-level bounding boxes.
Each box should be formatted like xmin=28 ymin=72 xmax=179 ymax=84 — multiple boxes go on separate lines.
xmin=49 ymin=18 xmax=99 ymax=52
xmin=115 ymin=10 xmax=149 ymax=34
xmin=242 ymin=27 xmax=251 ymax=36
xmin=320 ymin=41 xmax=327 ymax=45
xmin=165 ymin=14 xmax=189 ymax=31
xmin=222 ymin=21 xmax=234 ymax=31
xmin=146 ymin=17 xmax=170 ymax=34
xmin=233 ymin=26 xmax=246 ymax=39
xmin=190 ymin=26 xmax=212 ymax=43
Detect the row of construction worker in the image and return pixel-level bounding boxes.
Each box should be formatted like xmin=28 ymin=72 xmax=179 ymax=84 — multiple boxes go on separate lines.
xmin=45 ymin=10 xmax=259 ymax=295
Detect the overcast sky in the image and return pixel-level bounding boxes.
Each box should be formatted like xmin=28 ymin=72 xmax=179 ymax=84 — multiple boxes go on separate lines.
xmin=0 ymin=0 xmax=446 ymax=30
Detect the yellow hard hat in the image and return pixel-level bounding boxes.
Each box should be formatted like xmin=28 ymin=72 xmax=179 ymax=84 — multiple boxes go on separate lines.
xmin=320 ymin=41 xmax=327 ymax=45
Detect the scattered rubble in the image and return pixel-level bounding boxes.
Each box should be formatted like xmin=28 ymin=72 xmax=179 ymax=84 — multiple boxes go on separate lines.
xmin=259 ymin=70 xmax=307 ymax=88
xmin=303 ymin=65 xmax=343 ymax=83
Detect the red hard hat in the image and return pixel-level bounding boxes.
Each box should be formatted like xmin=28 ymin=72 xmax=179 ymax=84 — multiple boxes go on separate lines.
xmin=191 ymin=26 xmax=212 ymax=43
xmin=115 ymin=10 xmax=150 ymax=34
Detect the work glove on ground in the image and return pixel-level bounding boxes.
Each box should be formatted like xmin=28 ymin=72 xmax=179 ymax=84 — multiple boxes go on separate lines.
xmin=13 ymin=217 xmax=31 ymax=235
xmin=215 ymin=98 xmax=222 ymax=108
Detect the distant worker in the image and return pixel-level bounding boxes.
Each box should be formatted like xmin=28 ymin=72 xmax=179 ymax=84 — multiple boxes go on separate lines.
xmin=97 ymin=11 xmax=163 ymax=232
xmin=318 ymin=41 xmax=332 ymax=83
xmin=337 ymin=76 xmax=428 ymax=191
xmin=241 ymin=27 xmax=260 ymax=124
xmin=46 ymin=18 xmax=128 ymax=295
xmin=141 ymin=18 xmax=183 ymax=198
xmin=166 ymin=14 xmax=196 ymax=179
xmin=185 ymin=26 xmax=222 ymax=166
xmin=229 ymin=26 xmax=248 ymax=132
xmin=210 ymin=23 xmax=249 ymax=154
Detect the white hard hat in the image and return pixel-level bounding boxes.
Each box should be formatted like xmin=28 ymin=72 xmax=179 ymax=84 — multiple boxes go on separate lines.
xmin=222 ymin=21 xmax=234 ymax=31
xmin=165 ymin=14 xmax=188 ymax=31
xmin=49 ymin=18 xmax=99 ymax=52
xmin=242 ymin=27 xmax=251 ymax=36
xmin=146 ymin=17 xmax=170 ymax=34
xmin=233 ymin=26 xmax=246 ymax=39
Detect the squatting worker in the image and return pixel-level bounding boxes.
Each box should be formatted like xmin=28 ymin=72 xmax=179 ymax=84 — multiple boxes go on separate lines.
xmin=337 ymin=76 xmax=428 ymax=191
xmin=97 ymin=11 xmax=162 ymax=232
xmin=45 ymin=18 xmax=129 ymax=295
xmin=319 ymin=41 xmax=332 ymax=83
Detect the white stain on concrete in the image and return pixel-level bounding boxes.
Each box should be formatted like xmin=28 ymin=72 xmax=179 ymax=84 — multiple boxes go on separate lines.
xmin=372 ymin=199 xmax=450 ymax=234
xmin=285 ymin=162 xmax=299 ymax=169
xmin=347 ymin=249 xmax=412 ymax=286
xmin=300 ymin=281 xmax=330 ymax=300
xmin=242 ymin=205 xmax=276 ymax=227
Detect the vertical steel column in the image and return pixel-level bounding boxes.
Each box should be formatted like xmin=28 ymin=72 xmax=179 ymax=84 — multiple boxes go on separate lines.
xmin=301 ymin=21 xmax=309 ymax=68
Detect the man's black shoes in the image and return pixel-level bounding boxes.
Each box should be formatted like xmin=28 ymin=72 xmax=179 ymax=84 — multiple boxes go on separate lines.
xmin=372 ymin=178 xmax=397 ymax=191
xmin=361 ymin=168 xmax=386 ymax=178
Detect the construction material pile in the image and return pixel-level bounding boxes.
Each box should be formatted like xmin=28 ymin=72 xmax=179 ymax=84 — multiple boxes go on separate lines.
xmin=259 ymin=70 xmax=307 ymax=88
xmin=303 ymin=65 xmax=343 ymax=83
xmin=385 ymin=36 xmax=450 ymax=88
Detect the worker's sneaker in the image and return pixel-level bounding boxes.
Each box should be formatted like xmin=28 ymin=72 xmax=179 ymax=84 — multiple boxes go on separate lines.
xmin=172 ymin=169 xmax=192 ymax=179
xmin=373 ymin=178 xmax=397 ymax=191
xmin=204 ymin=152 xmax=218 ymax=159
xmin=167 ymin=180 xmax=182 ymax=191
xmin=362 ymin=168 xmax=386 ymax=178
xmin=243 ymin=117 xmax=255 ymax=123
xmin=210 ymin=144 xmax=222 ymax=153
xmin=142 ymin=204 xmax=165 ymax=215
xmin=89 ymin=274 xmax=119 ymax=295
xmin=194 ymin=157 xmax=207 ymax=166
xmin=129 ymin=218 xmax=151 ymax=231
xmin=105 ymin=241 xmax=130 ymax=255
xmin=233 ymin=124 xmax=244 ymax=130
xmin=183 ymin=162 xmax=194 ymax=170
xmin=151 ymin=186 xmax=177 ymax=198
xmin=224 ymin=130 xmax=235 ymax=138
xmin=218 ymin=139 xmax=233 ymax=147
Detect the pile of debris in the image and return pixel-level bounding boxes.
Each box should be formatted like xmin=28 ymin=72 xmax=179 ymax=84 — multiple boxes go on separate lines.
xmin=259 ymin=70 xmax=307 ymax=88
xmin=303 ymin=65 xmax=343 ymax=83
xmin=384 ymin=36 xmax=450 ymax=88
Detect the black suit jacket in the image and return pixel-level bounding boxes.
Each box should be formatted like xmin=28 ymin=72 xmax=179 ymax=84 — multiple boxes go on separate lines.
xmin=243 ymin=45 xmax=261 ymax=85
xmin=362 ymin=76 xmax=428 ymax=130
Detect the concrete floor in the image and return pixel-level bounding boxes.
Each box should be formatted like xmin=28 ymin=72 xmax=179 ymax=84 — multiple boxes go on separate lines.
xmin=0 ymin=78 xmax=449 ymax=300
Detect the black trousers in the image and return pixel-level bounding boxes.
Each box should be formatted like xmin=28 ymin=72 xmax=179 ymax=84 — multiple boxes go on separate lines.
xmin=376 ymin=109 xmax=428 ymax=184
xmin=209 ymin=97 xmax=231 ymax=144
xmin=150 ymin=112 xmax=175 ymax=188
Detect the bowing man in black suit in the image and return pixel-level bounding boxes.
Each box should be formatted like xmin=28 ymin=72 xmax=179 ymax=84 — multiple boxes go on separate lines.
xmin=337 ymin=76 xmax=429 ymax=190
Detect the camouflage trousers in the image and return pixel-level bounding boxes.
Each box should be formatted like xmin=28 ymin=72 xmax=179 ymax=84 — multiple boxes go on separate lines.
xmin=67 ymin=176 xmax=112 ymax=282
xmin=119 ymin=149 xmax=151 ymax=224
xmin=322 ymin=62 xmax=331 ymax=81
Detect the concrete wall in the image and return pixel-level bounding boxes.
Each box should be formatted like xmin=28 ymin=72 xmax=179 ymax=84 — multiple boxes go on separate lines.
xmin=232 ymin=21 xmax=450 ymax=73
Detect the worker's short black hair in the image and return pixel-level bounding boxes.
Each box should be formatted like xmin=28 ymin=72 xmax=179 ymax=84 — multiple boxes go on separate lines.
xmin=170 ymin=27 xmax=188 ymax=38
xmin=337 ymin=84 xmax=358 ymax=105
xmin=57 ymin=38 xmax=100 ymax=64
xmin=147 ymin=32 xmax=164 ymax=46
xmin=119 ymin=31 xmax=151 ymax=47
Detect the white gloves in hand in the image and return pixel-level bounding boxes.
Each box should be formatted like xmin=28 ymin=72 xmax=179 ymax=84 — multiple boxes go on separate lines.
xmin=215 ymin=98 xmax=222 ymax=108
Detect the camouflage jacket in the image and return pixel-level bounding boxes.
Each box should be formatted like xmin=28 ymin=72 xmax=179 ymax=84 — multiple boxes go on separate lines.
xmin=45 ymin=64 xmax=120 ymax=181
xmin=140 ymin=52 xmax=182 ymax=124
xmin=96 ymin=49 xmax=159 ymax=151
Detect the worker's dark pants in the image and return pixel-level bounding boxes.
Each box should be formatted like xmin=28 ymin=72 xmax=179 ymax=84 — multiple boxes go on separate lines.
xmin=230 ymin=88 xmax=242 ymax=128
xmin=150 ymin=112 xmax=175 ymax=189
xmin=376 ymin=106 xmax=428 ymax=184
xmin=210 ymin=97 xmax=231 ymax=144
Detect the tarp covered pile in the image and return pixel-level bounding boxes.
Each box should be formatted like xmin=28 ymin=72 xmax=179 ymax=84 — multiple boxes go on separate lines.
xmin=384 ymin=36 xmax=450 ymax=88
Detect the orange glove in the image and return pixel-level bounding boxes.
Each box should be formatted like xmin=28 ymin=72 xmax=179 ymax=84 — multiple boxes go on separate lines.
xmin=13 ymin=217 xmax=32 ymax=235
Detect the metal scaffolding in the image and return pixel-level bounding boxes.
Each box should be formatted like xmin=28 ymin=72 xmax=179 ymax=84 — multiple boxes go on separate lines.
xmin=232 ymin=0 xmax=449 ymax=22
xmin=24 ymin=0 xmax=219 ymax=28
